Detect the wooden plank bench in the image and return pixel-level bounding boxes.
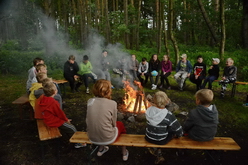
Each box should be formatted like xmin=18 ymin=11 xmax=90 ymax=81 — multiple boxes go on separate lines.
xmin=37 ymin=119 xmax=62 ymax=160
xmin=70 ymin=132 xmax=240 ymax=163
xmin=12 ymin=93 xmax=33 ymax=119
xmin=53 ymin=79 xmax=68 ymax=96
xmin=214 ymin=80 xmax=248 ymax=97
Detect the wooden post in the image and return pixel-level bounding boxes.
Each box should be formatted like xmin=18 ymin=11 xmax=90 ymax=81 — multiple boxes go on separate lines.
xmin=138 ymin=94 xmax=143 ymax=113
xmin=133 ymin=95 xmax=140 ymax=113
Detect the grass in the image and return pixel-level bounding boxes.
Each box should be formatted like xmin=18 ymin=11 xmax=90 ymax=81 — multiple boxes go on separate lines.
xmin=1 ymin=73 xmax=248 ymax=164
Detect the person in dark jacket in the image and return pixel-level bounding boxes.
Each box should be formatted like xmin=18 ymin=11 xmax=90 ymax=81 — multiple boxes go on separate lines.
xmin=183 ymin=89 xmax=219 ymax=141
xmin=63 ymin=55 xmax=80 ymax=93
xmin=219 ymin=58 xmax=237 ymax=98
xmin=189 ymin=55 xmax=206 ymax=91
xmin=145 ymin=91 xmax=183 ymax=164
xmin=149 ymin=54 xmax=161 ymax=90
xmin=201 ymin=58 xmax=220 ymax=90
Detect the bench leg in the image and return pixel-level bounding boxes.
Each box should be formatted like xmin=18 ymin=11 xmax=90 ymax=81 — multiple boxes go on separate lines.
xmin=231 ymin=83 xmax=236 ymax=97
xmin=205 ymin=150 xmax=222 ymax=165
xmin=87 ymin=145 xmax=98 ymax=165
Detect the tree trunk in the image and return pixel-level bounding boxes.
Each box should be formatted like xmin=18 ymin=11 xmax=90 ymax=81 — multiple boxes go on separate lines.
xmin=168 ymin=0 xmax=180 ymax=64
xmin=156 ymin=0 xmax=161 ymax=54
xmin=124 ymin=0 xmax=129 ymax=49
xmin=197 ymin=0 xmax=219 ymax=44
xmin=161 ymin=2 xmax=169 ymax=56
xmin=136 ymin=0 xmax=142 ymax=50
xmin=219 ymin=0 xmax=226 ymax=61
xmin=242 ymin=0 xmax=248 ymax=49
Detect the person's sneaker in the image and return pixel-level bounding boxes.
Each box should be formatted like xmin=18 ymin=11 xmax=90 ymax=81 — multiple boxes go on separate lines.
xmin=123 ymin=149 xmax=129 ymax=161
xmin=74 ymin=143 xmax=87 ymax=148
xmin=97 ymin=146 xmax=109 ymax=156
xmin=111 ymin=86 xmax=115 ymax=89
xmin=148 ymin=148 xmax=157 ymax=156
xmin=151 ymin=85 xmax=157 ymax=90
xmin=220 ymin=92 xmax=225 ymax=98
xmin=152 ymin=84 xmax=155 ymax=87
xmin=86 ymin=88 xmax=89 ymax=94
xmin=155 ymin=155 xmax=165 ymax=164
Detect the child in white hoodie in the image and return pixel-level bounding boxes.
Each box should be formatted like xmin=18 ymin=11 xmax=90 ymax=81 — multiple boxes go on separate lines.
xmin=145 ymin=91 xmax=183 ymax=164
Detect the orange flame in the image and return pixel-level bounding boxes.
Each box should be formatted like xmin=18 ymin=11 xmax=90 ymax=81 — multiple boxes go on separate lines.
xmin=123 ymin=81 xmax=149 ymax=113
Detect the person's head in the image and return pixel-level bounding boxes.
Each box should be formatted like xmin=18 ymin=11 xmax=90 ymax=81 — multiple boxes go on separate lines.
xmin=163 ymin=55 xmax=170 ymax=62
xmin=212 ymin=58 xmax=220 ymax=65
xmin=181 ymin=54 xmax=187 ymax=62
xmin=68 ymin=55 xmax=75 ymax=64
xmin=36 ymin=72 xmax=47 ymax=83
xmin=131 ymin=54 xmax=136 ymax=61
xmin=102 ymin=50 xmax=108 ymax=57
xmin=152 ymin=54 xmax=158 ymax=61
xmin=33 ymin=57 xmax=44 ymax=66
xmin=142 ymin=57 xmax=147 ymax=64
xmin=42 ymin=78 xmax=53 ymax=86
xmin=153 ymin=91 xmax=171 ymax=108
xmin=195 ymin=89 xmax=214 ymax=106
xmin=43 ymin=81 xmax=57 ymax=97
xmin=83 ymin=55 xmax=89 ymax=64
xmin=226 ymin=58 xmax=234 ymax=67
xmin=35 ymin=64 xmax=47 ymax=74
xmin=197 ymin=55 xmax=203 ymax=63
xmin=92 ymin=79 xmax=112 ymax=99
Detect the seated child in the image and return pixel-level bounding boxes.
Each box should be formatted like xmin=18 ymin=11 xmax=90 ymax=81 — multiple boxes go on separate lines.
xmin=183 ymin=89 xmax=219 ymax=141
xmin=29 ymin=72 xmax=47 ymax=109
xmin=36 ymin=63 xmax=61 ymax=95
xmin=219 ymin=58 xmax=237 ymax=98
xmin=137 ymin=57 xmax=149 ymax=86
xmin=26 ymin=57 xmax=44 ymax=92
xmin=145 ymin=91 xmax=183 ymax=164
xmin=201 ymin=58 xmax=220 ymax=90
xmin=78 ymin=55 xmax=97 ymax=94
xmin=86 ymin=79 xmax=129 ymax=161
xmin=34 ymin=77 xmax=63 ymax=109
xmin=189 ymin=55 xmax=206 ymax=91
xmin=38 ymin=81 xmax=85 ymax=148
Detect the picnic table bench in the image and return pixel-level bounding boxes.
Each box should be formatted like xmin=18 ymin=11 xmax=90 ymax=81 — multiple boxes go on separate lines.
xmin=70 ymin=132 xmax=240 ymax=164
xmin=214 ymin=80 xmax=248 ymax=97
xmin=37 ymin=119 xmax=62 ymax=160
xmin=12 ymin=93 xmax=33 ymax=119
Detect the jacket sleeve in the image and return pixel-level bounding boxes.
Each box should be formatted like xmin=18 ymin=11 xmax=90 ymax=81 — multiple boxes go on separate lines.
xmin=169 ymin=114 xmax=183 ymax=137
xmin=187 ymin=61 xmax=193 ymax=73
xmin=183 ymin=110 xmax=195 ymax=133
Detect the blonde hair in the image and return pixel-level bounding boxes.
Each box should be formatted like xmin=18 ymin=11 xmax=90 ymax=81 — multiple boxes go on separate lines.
xmin=153 ymin=91 xmax=170 ymax=108
xmin=226 ymin=58 xmax=234 ymax=64
xmin=42 ymin=78 xmax=53 ymax=86
xmin=35 ymin=64 xmax=47 ymax=72
xmin=36 ymin=73 xmax=47 ymax=83
xmin=43 ymin=81 xmax=56 ymax=97
xmin=92 ymin=79 xmax=112 ymax=99
xmin=195 ymin=89 xmax=214 ymax=105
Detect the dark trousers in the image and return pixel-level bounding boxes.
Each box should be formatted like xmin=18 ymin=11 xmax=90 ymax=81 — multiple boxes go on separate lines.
xmin=81 ymin=73 xmax=96 ymax=88
xmin=201 ymin=75 xmax=217 ymax=89
xmin=137 ymin=72 xmax=149 ymax=85
xmin=190 ymin=75 xmax=205 ymax=90
xmin=150 ymin=72 xmax=160 ymax=85
xmin=160 ymin=72 xmax=171 ymax=87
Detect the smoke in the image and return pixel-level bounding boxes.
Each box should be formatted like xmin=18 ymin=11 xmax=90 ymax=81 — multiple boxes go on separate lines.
xmin=0 ymin=0 xmax=134 ymax=87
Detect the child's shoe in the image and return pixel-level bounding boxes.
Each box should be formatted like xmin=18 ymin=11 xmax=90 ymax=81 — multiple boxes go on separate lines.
xmin=86 ymin=87 xmax=89 ymax=94
xmin=74 ymin=143 xmax=87 ymax=148
xmin=122 ymin=149 xmax=129 ymax=161
xmin=155 ymin=155 xmax=165 ymax=164
xmin=97 ymin=146 xmax=109 ymax=156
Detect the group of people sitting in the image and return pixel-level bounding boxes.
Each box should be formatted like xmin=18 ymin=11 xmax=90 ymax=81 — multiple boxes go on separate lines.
xmin=24 ymin=52 xmax=237 ymax=164
xmin=63 ymin=50 xmax=237 ymax=98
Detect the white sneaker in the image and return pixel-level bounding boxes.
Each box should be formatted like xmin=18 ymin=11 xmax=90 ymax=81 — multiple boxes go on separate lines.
xmin=86 ymin=88 xmax=89 ymax=94
xmin=151 ymin=85 xmax=157 ymax=90
xmin=152 ymin=84 xmax=155 ymax=87
xmin=97 ymin=146 xmax=109 ymax=156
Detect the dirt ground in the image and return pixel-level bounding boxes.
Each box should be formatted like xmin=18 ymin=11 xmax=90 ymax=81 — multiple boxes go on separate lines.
xmin=0 ymin=88 xmax=248 ymax=165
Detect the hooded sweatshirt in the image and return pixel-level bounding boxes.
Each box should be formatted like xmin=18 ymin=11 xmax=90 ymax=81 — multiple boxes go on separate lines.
xmin=29 ymin=82 xmax=43 ymax=109
xmin=183 ymin=104 xmax=219 ymax=141
xmin=145 ymin=106 xmax=183 ymax=142
xmin=38 ymin=95 xmax=68 ymax=127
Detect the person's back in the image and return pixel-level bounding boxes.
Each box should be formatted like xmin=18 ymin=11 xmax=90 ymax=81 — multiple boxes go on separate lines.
xmin=183 ymin=89 xmax=219 ymax=141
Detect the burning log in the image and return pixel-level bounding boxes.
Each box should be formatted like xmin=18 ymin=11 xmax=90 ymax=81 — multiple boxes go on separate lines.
xmin=133 ymin=95 xmax=140 ymax=113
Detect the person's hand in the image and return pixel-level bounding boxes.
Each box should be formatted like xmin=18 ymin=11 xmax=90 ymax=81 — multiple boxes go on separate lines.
xmin=222 ymin=76 xmax=226 ymax=80
xmin=210 ymin=66 xmax=213 ymax=69
xmin=195 ymin=75 xmax=199 ymax=79
xmin=164 ymin=72 xmax=166 ymax=75
xmin=142 ymin=73 xmax=144 ymax=76
xmin=187 ymin=73 xmax=190 ymax=77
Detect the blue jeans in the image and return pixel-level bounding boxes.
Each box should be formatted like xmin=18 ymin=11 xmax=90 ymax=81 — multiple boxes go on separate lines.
xmin=202 ymin=75 xmax=217 ymax=89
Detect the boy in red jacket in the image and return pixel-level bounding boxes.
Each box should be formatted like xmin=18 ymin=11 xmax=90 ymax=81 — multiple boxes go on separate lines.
xmin=39 ymin=81 xmax=85 ymax=148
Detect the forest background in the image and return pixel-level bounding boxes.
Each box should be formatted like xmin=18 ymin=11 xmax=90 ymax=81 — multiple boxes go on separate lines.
xmin=0 ymin=0 xmax=248 ymax=80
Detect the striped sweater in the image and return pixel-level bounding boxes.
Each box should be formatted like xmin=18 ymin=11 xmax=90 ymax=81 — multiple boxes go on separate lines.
xmin=145 ymin=106 xmax=183 ymax=142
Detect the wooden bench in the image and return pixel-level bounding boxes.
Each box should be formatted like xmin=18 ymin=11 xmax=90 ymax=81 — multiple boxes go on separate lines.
xmin=37 ymin=119 xmax=62 ymax=160
xmin=12 ymin=93 xmax=33 ymax=119
xmin=215 ymin=80 xmax=248 ymax=97
xmin=53 ymin=79 xmax=68 ymax=96
xmin=70 ymin=132 xmax=240 ymax=163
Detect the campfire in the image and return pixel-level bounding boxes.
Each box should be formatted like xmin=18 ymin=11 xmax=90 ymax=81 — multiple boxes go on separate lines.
xmin=122 ymin=81 xmax=150 ymax=114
